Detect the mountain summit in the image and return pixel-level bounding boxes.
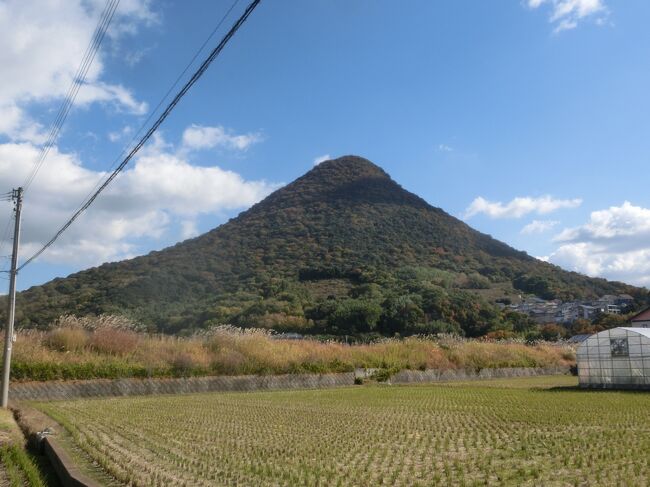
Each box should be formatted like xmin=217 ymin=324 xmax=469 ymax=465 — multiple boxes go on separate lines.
xmin=11 ymin=156 xmax=642 ymax=335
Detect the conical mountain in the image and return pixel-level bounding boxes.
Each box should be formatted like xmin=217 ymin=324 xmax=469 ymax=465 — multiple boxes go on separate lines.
xmin=12 ymin=156 xmax=643 ymax=335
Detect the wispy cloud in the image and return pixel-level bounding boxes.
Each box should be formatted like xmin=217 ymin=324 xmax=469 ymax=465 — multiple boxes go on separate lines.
xmin=464 ymin=195 xmax=582 ymax=219
xmin=181 ymin=125 xmax=263 ymax=152
xmin=437 ymin=144 xmax=453 ymax=152
xmin=521 ymin=219 xmax=559 ymax=234
xmin=108 ymin=125 xmax=133 ymax=143
xmin=526 ymin=0 xmax=609 ymax=33
xmin=180 ymin=219 xmax=199 ymax=240
xmin=313 ymin=154 xmax=331 ymax=166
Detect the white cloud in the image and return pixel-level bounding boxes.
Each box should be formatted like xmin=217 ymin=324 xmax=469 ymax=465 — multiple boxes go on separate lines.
xmin=0 ymin=1 xmax=272 ymax=271
xmin=115 ymin=149 xmax=275 ymax=216
xmin=553 ymin=201 xmax=650 ymax=245
xmin=521 ymin=219 xmax=559 ymax=234
xmin=104 ymin=0 xmax=159 ymax=39
xmin=0 ymin=104 xmax=46 ymax=144
xmin=180 ymin=220 xmax=199 ymax=240
xmin=464 ymin=195 xmax=582 ymax=219
xmin=75 ymin=82 xmax=148 ymax=115
xmin=108 ymin=125 xmax=134 ymax=143
xmin=123 ymin=46 xmax=156 ymax=67
xmin=527 ymin=0 xmax=609 ymax=32
xmin=0 ymin=133 xmax=279 ymax=267
xmin=181 ymin=125 xmax=262 ymax=152
xmin=437 ymin=144 xmax=453 ymax=152
xmin=313 ymin=154 xmax=331 ymax=166
xmin=548 ymin=202 xmax=650 ymax=286
xmin=0 ymin=0 xmax=151 ymax=141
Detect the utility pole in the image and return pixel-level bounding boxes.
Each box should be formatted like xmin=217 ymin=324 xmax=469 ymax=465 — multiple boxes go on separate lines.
xmin=1 ymin=188 xmax=22 ymax=408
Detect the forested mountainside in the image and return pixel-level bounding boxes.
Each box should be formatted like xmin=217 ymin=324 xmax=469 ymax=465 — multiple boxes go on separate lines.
xmin=8 ymin=156 xmax=646 ymax=336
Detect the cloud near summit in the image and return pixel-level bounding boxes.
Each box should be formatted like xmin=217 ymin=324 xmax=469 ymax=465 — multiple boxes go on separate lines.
xmin=0 ymin=131 xmax=278 ymax=267
xmin=0 ymin=1 xmax=278 ymax=270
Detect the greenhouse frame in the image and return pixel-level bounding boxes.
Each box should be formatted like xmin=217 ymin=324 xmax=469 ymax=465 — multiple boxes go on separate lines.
xmin=577 ymin=327 xmax=650 ymax=390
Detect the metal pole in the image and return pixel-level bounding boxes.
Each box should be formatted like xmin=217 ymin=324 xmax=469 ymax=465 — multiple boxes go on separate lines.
xmin=1 ymin=187 xmax=22 ymax=408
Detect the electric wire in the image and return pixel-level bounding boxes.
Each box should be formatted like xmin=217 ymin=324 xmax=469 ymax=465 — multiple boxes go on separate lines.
xmin=18 ymin=0 xmax=262 ymax=271
xmin=69 ymin=0 xmax=241 ymax=228
xmin=0 ymin=207 xmax=14 ymax=272
xmin=0 ymin=195 xmax=14 ymax=259
xmin=3 ymin=0 xmax=240 ymax=272
xmin=21 ymin=0 xmax=120 ymax=193
xmin=1 ymin=1 xmax=118 ymax=270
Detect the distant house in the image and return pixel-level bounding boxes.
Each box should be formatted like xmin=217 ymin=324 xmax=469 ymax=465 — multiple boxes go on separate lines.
xmin=509 ymin=293 xmax=634 ymax=325
xmin=630 ymin=308 xmax=650 ymax=328
xmin=578 ymin=305 xmax=599 ymax=320
xmin=529 ymin=307 xmax=558 ymax=324
xmin=567 ymin=334 xmax=590 ymax=344
xmin=617 ymin=294 xmax=635 ymax=307
xmin=556 ymin=303 xmax=580 ymax=324
xmin=598 ymin=295 xmax=619 ymax=306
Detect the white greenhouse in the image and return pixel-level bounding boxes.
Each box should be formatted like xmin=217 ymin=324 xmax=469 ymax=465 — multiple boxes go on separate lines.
xmin=577 ymin=327 xmax=650 ymax=390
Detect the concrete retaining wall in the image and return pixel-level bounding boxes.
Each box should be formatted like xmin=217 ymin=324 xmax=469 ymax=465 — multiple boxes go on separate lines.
xmin=390 ymin=366 xmax=570 ymax=384
xmin=10 ymin=373 xmax=355 ymax=401
xmin=42 ymin=436 xmax=101 ymax=487
xmin=8 ymin=367 xmax=570 ymax=401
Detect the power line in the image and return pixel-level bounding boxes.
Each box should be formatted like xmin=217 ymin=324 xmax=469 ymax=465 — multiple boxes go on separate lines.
xmin=68 ymin=0 xmax=242 ymax=232
xmin=118 ymin=0 xmax=242 ymax=161
xmin=2 ymin=0 xmax=240 ymax=271
xmin=21 ymin=0 xmax=120 ymax=193
xmin=22 ymin=0 xmax=119 ymax=192
xmin=18 ymin=0 xmax=262 ymax=271
xmin=0 ymin=208 xmax=14 ymax=271
xmin=0 ymin=0 xmax=119 ymax=269
xmin=0 ymin=210 xmax=15 ymax=263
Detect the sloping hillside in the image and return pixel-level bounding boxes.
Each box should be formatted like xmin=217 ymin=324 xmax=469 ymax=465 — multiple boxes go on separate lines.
xmin=9 ymin=156 xmax=645 ymax=335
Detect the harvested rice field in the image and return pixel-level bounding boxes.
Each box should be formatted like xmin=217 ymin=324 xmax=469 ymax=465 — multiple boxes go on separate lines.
xmin=34 ymin=376 xmax=650 ymax=486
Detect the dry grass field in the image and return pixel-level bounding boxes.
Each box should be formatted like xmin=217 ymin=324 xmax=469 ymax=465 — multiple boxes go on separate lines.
xmin=34 ymin=376 xmax=650 ymax=486
xmin=9 ymin=316 xmax=574 ymax=381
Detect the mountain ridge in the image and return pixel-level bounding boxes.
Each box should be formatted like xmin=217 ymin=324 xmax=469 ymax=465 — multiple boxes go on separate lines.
xmin=8 ymin=155 xmax=645 ymax=335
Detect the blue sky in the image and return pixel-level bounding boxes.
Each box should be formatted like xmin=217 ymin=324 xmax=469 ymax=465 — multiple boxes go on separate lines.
xmin=1 ymin=0 xmax=649 ymax=291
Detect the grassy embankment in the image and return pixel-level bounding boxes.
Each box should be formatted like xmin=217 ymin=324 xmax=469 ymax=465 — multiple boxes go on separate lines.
xmin=8 ymin=315 xmax=575 ymax=382
xmin=34 ymin=376 xmax=650 ymax=486
xmin=0 ymin=409 xmax=49 ymax=486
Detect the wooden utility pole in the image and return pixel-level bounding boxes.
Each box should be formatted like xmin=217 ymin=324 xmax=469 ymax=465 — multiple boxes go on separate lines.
xmin=1 ymin=188 xmax=22 ymax=408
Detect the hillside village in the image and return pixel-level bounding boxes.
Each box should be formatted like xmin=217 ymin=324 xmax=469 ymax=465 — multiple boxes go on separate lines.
xmin=503 ymin=293 xmax=636 ymax=325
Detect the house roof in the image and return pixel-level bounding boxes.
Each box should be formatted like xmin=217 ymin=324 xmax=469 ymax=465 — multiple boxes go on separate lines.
xmin=567 ymin=334 xmax=590 ymax=343
xmin=630 ymin=308 xmax=650 ymax=322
